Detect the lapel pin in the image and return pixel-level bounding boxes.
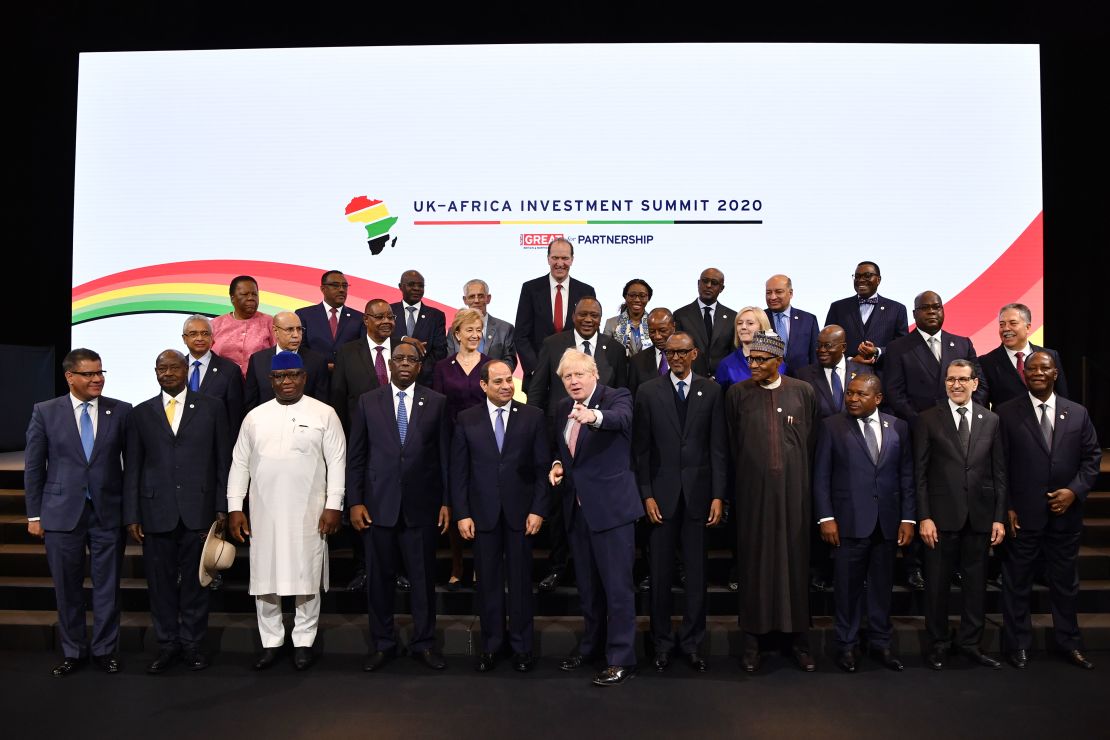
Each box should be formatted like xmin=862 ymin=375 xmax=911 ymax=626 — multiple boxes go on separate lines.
xmin=105 ymin=410 xmax=111 ymax=415
xmin=512 ymin=407 xmax=518 ymax=412
xmin=1059 ymin=413 xmax=1066 ymax=420
xmin=977 ymin=413 xmax=983 ymax=419
xmin=420 ymin=314 xmax=426 ymax=320
xmin=189 ymin=404 xmax=195 ymax=409
xmin=418 ymin=401 xmax=424 ymax=407
xmin=601 ymin=344 xmax=607 ymax=350
xmin=850 ymin=372 xmax=857 ymax=379
xmin=882 ymin=420 xmax=889 ymax=428
xmin=697 ymin=391 xmax=703 ymax=397
xmin=721 ymin=314 xmax=728 ymax=320
xmin=949 ymin=341 xmax=955 ymax=347
xmin=776 ymin=407 xmax=783 ymax=413
xmin=879 ymin=306 xmax=885 ymax=311
xmin=212 ymin=367 xmax=218 ymax=373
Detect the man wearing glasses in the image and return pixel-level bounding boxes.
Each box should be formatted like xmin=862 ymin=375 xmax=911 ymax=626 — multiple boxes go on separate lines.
xmin=244 ymin=311 xmax=329 ymax=412
xmin=632 ymin=332 xmax=727 ymax=673
xmin=674 ymin=267 xmax=735 ymax=378
xmin=24 ymin=348 xmax=133 ymax=676
xmin=181 ymin=314 xmax=244 ymax=437
xmin=912 ymin=359 xmax=1007 ymax=670
xmin=824 ymin=261 xmax=908 ymax=367
xmin=296 ymin=269 xmax=365 ymax=370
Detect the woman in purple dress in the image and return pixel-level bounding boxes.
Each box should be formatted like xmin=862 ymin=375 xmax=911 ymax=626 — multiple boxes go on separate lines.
xmin=433 ymin=308 xmax=489 ymax=590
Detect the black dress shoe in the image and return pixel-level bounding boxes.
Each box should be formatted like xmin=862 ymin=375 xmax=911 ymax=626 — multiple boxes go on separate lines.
xmin=293 ymin=646 xmax=314 ymax=671
xmin=685 ymin=652 xmax=708 ymax=672
xmin=869 ymin=648 xmax=904 ymax=672
xmin=906 ymin=568 xmax=925 ymax=591
xmin=182 ymin=650 xmax=209 ymax=671
xmin=560 ymin=651 xmax=599 ymax=671
xmin=413 ymin=649 xmax=446 ymax=670
xmin=835 ymin=650 xmax=857 ymax=673
xmin=740 ymin=650 xmax=761 ymax=673
xmin=147 ymin=647 xmax=181 ymax=674
xmin=727 ymin=566 xmax=740 ymax=592
xmin=1065 ymin=650 xmax=1095 ymax=670
xmin=950 ymin=571 xmax=963 ymax=589
xmin=1007 ymin=649 xmax=1029 ymax=669
xmin=395 ymin=574 xmax=412 ymax=592
xmin=347 ymin=571 xmax=368 ymax=592
xmin=593 ymin=665 xmax=636 ymax=686
xmin=925 ymin=647 xmax=946 ymax=670
xmin=475 ymin=652 xmax=497 ymax=672
xmin=52 ymin=657 xmax=86 ymax=677
xmin=636 ymin=575 xmax=651 ymax=593
xmin=538 ymin=570 xmax=564 ymax=592
xmin=653 ymin=652 xmax=670 ymax=672
xmin=254 ymin=647 xmax=281 ymax=670
xmin=92 ymin=654 xmax=122 ymax=674
xmin=792 ymin=648 xmax=817 ymax=672
xmin=959 ymin=647 xmax=1001 ymax=669
xmin=363 ymin=649 xmax=396 ymax=672
xmin=512 ymin=653 xmax=535 ymax=672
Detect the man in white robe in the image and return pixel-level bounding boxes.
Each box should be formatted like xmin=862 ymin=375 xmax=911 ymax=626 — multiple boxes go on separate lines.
xmin=227 ymin=351 xmax=345 ymax=671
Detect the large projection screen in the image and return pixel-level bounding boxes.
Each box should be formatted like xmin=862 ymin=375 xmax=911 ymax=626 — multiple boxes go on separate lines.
xmin=72 ymin=43 xmax=1042 ymax=403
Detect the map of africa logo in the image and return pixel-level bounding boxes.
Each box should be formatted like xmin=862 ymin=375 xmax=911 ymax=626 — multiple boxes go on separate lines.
xmin=345 ymin=196 xmax=399 ymax=255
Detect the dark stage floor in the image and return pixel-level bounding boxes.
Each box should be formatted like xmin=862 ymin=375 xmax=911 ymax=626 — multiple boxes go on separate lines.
xmin=3 ymin=649 xmax=1107 ymax=739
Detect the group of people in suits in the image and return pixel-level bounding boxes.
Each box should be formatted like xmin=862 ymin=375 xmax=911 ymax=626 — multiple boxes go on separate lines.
xmin=24 ymin=247 xmax=1102 ymax=683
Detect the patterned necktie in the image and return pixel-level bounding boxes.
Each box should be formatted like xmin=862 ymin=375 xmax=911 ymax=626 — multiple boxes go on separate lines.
xmin=553 ymin=284 xmax=564 ymax=332
xmin=189 ymin=360 xmax=201 ymax=392
xmin=774 ymin=311 xmax=789 ymax=344
xmin=478 ymin=324 xmax=487 ymax=355
xmin=1015 ymin=351 xmax=1027 ymax=387
xmin=374 ymin=346 xmax=388 ymax=387
xmin=676 ymin=379 xmax=687 ymax=401
xmin=494 ymin=407 xmax=505 ymax=452
xmin=568 ymin=418 xmax=582 ymax=457
xmin=830 ymin=367 xmax=843 ymax=410
xmin=702 ymin=306 xmax=713 ymax=341
xmin=396 ymin=391 xmax=409 ymax=446
xmin=79 ymin=402 xmax=95 ymax=462
xmin=406 ymin=306 xmax=417 ymax=336
xmin=658 ymin=351 xmax=669 ymax=376
xmin=1038 ymin=402 xmax=1053 ymax=450
xmin=329 ymin=307 xmax=339 ymax=339
xmin=862 ymin=417 xmax=879 ymax=464
xmin=165 ymin=398 xmax=177 ymax=427
xmin=957 ymin=406 xmax=970 ymax=455
xmin=582 ymin=340 xmax=592 ymax=357
xmin=860 ymin=296 xmax=876 ymax=323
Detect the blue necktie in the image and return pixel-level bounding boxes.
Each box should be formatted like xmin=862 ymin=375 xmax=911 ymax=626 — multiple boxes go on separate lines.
xmin=478 ymin=331 xmax=487 ymax=354
xmin=774 ymin=311 xmax=789 ymax=344
xmin=676 ymin=380 xmax=687 ymax=401
xmin=397 ymin=391 xmax=408 ymax=446
xmin=80 ymin=402 xmax=95 ymax=461
xmin=189 ymin=360 xmax=201 ymax=392
xmin=494 ymin=407 xmax=505 ymax=452
xmin=830 ymin=367 xmax=844 ymax=410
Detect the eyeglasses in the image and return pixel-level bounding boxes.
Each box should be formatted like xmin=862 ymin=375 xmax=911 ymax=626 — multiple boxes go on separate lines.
xmin=391 ymin=356 xmax=421 ymax=365
xmin=322 ymin=281 xmax=349 ymax=289
xmin=663 ymin=348 xmax=695 ymax=358
xmin=699 ymin=277 xmax=723 ymax=286
xmin=69 ymin=370 xmax=106 ymax=378
xmin=273 ymin=325 xmax=304 ymax=334
xmin=852 ymin=272 xmax=879 ymax=280
xmin=270 ymin=371 xmax=305 ymax=382
xmin=945 ymin=376 xmax=976 ymax=385
xmin=365 ymin=312 xmax=394 ymax=321
xmin=183 ymin=330 xmax=212 ymax=339
xmin=915 ymin=303 xmax=943 ymax=312
xmin=816 ymin=342 xmax=845 ymax=351
xmin=625 ymin=292 xmax=650 ymax=300
xmin=748 ymin=356 xmax=778 ymax=366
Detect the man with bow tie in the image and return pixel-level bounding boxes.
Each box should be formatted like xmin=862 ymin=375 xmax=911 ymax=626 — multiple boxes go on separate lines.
xmin=824 ymin=261 xmax=909 ymax=367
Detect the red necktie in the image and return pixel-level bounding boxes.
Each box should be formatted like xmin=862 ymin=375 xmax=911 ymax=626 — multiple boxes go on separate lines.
xmin=1015 ymin=351 xmax=1027 ymax=386
xmin=553 ymin=284 xmax=564 ymax=332
xmin=374 ymin=346 xmax=388 ymax=387
xmin=329 ymin=307 xmax=339 ymax=339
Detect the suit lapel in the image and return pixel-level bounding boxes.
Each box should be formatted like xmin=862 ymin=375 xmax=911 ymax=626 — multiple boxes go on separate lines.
xmin=59 ymin=397 xmax=86 ymax=461
xmin=178 ymin=392 xmax=201 ymax=436
xmin=846 ymin=414 xmax=873 ymax=464
xmin=686 ymin=303 xmax=710 ymax=347
xmin=89 ymin=399 xmax=114 ymax=463
xmin=379 ymin=388 xmax=402 ymax=447
xmin=682 ymin=377 xmax=706 ymax=436
xmin=498 ymin=402 xmax=523 ymax=456
xmin=1049 ymin=398 xmax=1070 ymax=455
xmin=657 ymin=378 xmax=683 ymax=437
xmin=1018 ymin=400 xmax=1050 ymax=455
xmin=712 ymin=305 xmax=731 ymax=345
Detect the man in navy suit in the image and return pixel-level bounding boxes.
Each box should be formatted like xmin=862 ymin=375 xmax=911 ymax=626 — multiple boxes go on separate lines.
xmin=549 ymin=349 xmax=644 ymax=686
xmin=997 ymin=351 xmax=1100 ymax=670
xmin=123 ymin=350 xmax=230 ymax=673
xmin=527 ymin=296 xmax=628 ymax=591
xmin=24 ymin=348 xmax=132 ymax=676
xmin=514 ymin=237 xmax=596 ymax=379
xmin=824 ymin=261 xmax=908 ymax=367
xmin=980 ymin=303 xmax=1070 ymax=408
xmin=182 ymin=315 xmax=244 ymax=439
xmin=765 ymin=274 xmax=819 ymax=376
xmin=295 ymin=269 xmax=364 ymax=369
xmin=796 ymin=324 xmax=873 ymax=593
xmin=347 ymin=339 xmax=451 ymax=672
xmin=913 ymin=359 xmax=1007 ymax=670
xmin=390 ymin=269 xmax=448 ymax=385
xmin=244 ymin=311 xmax=330 ymax=411
xmin=884 ymin=291 xmax=988 ymax=422
xmin=673 ymin=267 xmax=735 ymax=378
xmin=627 ymin=308 xmax=675 ymax=398
xmin=813 ymin=374 xmax=915 ymax=673
xmin=451 ymin=359 xmax=549 ymax=673
xmin=446 ymin=279 xmax=518 ymax=369
xmin=632 ymin=332 xmax=727 ymax=672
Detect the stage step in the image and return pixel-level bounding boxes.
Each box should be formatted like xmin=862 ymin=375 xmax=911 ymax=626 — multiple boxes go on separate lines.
xmin=3 ymin=610 xmax=1110 ymax=657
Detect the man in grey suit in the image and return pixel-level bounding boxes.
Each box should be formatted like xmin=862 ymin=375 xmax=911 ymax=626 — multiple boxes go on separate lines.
xmin=446 ymin=278 xmax=517 ymax=369
xmin=124 ymin=350 xmax=230 ymax=673
xmin=913 ymin=359 xmax=1007 ymax=670
xmin=24 ymin=348 xmax=132 ymax=676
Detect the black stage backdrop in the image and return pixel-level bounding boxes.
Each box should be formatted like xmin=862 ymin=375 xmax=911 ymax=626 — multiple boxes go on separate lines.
xmin=20 ymin=3 xmax=1109 ymax=437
